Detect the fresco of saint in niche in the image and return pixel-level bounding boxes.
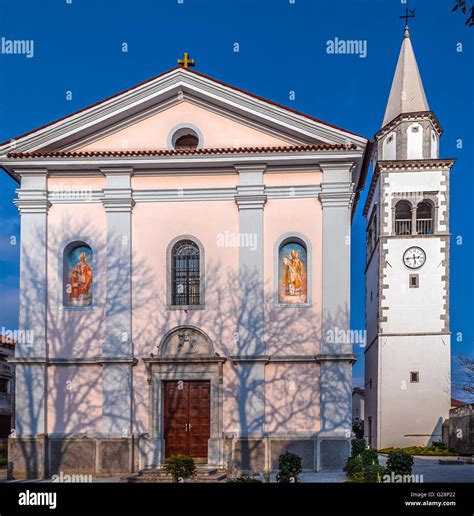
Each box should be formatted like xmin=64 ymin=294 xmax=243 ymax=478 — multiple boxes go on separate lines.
xmin=279 ymin=242 xmax=307 ymax=304
xmin=67 ymin=246 xmax=93 ymax=306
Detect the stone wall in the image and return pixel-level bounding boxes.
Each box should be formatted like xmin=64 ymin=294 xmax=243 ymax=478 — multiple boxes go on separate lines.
xmin=8 ymin=434 xmax=351 ymax=478
xmin=226 ymin=435 xmax=350 ymax=473
xmin=442 ymin=404 xmax=474 ymax=455
xmin=8 ymin=436 xmax=137 ymax=480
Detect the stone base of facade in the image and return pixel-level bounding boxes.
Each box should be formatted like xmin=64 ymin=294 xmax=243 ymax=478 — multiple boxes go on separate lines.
xmin=8 ymin=434 xmax=350 ymax=479
xmin=8 ymin=436 xmax=137 ymax=480
xmin=226 ymin=434 xmax=350 ymax=473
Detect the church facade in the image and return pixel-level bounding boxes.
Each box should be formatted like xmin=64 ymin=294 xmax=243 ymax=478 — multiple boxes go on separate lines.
xmin=364 ymin=28 xmax=453 ymax=449
xmin=0 ymin=66 xmax=370 ymax=477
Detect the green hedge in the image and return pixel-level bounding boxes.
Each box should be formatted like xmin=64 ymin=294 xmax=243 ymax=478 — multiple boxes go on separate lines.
xmin=344 ymin=439 xmax=386 ymax=483
xmin=378 ymin=443 xmax=459 ymax=456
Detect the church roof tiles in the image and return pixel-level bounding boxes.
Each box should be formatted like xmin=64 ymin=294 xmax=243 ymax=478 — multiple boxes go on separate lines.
xmin=6 ymin=143 xmax=356 ymax=159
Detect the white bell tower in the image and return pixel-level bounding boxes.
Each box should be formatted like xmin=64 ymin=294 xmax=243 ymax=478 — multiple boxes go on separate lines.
xmin=363 ymin=25 xmax=454 ymax=449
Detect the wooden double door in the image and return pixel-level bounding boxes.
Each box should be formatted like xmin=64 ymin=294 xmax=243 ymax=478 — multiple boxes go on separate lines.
xmin=163 ymin=380 xmax=211 ymax=461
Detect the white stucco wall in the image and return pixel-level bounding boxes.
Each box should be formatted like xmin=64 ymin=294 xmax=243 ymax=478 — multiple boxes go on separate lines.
xmin=378 ymin=335 xmax=451 ymax=448
xmin=382 ymin=132 xmax=396 ymax=160
xmin=381 ymin=237 xmax=446 ymax=334
xmin=407 ymin=123 xmax=423 ymax=159
xmin=383 ymin=169 xmax=447 ymax=233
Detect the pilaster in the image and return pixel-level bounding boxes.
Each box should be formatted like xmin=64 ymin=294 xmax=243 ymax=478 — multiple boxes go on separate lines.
xmin=100 ymin=168 xmax=134 ymax=436
xmin=13 ymin=170 xmax=50 ymax=438
xmin=318 ymin=163 xmax=354 ymax=439
xmin=233 ymin=164 xmax=266 ymax=435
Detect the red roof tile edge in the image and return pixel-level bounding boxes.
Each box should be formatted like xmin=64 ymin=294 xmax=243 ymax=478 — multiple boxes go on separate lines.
xmin=6 ymin=143 xmax=357 ymax=159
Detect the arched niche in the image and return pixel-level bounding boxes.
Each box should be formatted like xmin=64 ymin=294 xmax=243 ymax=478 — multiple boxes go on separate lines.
xmin=157 ymin=326 xmax=215 ymax=357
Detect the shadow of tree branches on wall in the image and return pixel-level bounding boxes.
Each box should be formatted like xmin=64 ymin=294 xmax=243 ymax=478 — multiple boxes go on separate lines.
xmin=11 ymin=212 xmax=353 ymax=477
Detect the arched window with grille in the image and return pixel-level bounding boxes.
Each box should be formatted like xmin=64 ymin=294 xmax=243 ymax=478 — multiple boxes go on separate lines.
xmin=416 ymin=201 xmax=434 ymax=235
xmin=169 ymin=238 xmax=203 ymax=307
xmin=394 ymin=200 xmax=412 ymax=235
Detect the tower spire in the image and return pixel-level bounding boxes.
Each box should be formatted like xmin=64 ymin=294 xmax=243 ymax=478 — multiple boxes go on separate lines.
xmin=382 ymin=24 xmax=429 ymax=127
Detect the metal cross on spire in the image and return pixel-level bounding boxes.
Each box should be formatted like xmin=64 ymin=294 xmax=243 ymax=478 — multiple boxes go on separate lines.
xmin=399 ymin=7 xmax=416 ymax=29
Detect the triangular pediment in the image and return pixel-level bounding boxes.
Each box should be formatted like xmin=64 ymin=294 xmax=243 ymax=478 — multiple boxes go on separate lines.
xmin=73 ymin=99 xmax=294 ymax=152
xmin=0 ymin=67 xmax=366 ymax=155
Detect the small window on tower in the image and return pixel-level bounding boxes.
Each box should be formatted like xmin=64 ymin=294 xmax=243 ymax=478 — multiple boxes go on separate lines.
xmin=409 ymin=274 xmax=419 ymax=288
xmin=387 ymin=135 xmax=393 ymax=143
xmin=0 ymin=378 xmax=8 ymax=393
xmin=370 ymin=291 xmax=373 ymax=302
xmin=410 ymin=371 xmax=419 ymax=383
xmin=412 ymin=126 xmax=419 ymax=133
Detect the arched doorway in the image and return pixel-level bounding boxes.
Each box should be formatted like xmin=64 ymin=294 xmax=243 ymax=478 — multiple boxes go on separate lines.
xmin=143 ymin=326 xmax=226 ymax=466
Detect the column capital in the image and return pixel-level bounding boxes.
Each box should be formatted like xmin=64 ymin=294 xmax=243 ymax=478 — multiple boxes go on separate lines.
xmin=234 ymin=184 xmax=267 ymax=210
xmin=14 ymin=190 xmax=51 ymax=214
xmin=101 ymin=188 xmax=135 ymax=213
xmin=319 ymin=182 xmax=354 ymax=209
xmin=100 ymin=168 xmax=135 ymax=212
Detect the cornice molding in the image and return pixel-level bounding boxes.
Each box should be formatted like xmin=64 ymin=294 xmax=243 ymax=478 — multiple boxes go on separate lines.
xmin=376 ymin=159 xmax=456 ymax=171
xmin=376 ymin=110 xmax=443 ymax=140
xmin=10 ymin=357 xmax=138 ymax=365
xmin=363 ymin=159 xmax=456 ymax=216
xmin=0 ymin=149 xmax=364 ymax=177
xmin=45 ymin=184 xmax=323 ymax=204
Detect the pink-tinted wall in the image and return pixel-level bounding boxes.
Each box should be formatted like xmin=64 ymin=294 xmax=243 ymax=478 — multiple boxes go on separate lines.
xmin=47 ymin=365 xmax=102 ymax=434
xmin=45 ymin=99 xmax=324 ymax=435
xmin=77 ymin=101 xmax=292 ymax=151
xmin=46 ymin=202 xmax=106 ymax=360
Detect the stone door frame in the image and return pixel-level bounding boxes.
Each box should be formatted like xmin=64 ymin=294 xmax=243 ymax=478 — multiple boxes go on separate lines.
xmin=149 ymin=359 xmax=225 ymax=465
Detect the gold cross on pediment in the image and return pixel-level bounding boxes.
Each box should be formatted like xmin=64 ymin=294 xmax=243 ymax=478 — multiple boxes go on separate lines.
xmin=178 ymin=52 xmax=195 ymax=69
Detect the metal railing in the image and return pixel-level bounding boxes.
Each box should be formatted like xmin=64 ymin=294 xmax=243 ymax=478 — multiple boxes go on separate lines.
xmin=416 ymin=218 xmax=433 ymax=235
xmin=395 ymin=219 xmax=412 ymax=235
xmin=395 ymin=218 xmax=434 ymax=235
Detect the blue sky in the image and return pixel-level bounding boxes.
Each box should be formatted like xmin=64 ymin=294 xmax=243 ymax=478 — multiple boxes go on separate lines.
xmin=0 ymin=0 xmax=472 ymax=397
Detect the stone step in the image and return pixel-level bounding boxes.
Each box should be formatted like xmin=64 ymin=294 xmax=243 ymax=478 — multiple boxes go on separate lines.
xmin=127 ymin=473 xmax=227 ymax=483
xmin=126 ymin=466 xmax=227 ymax=483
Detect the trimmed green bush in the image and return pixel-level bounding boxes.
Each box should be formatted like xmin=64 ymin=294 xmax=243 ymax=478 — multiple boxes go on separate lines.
xmin=378 ymin=444 xmax=458 ymax=456
xmin=164 ymin=454 xmax=196 ymax=483
xmin=386 ymin=450 xmax=414 ymax=476
xmin=351 ymin=437 xmax=366 ymax=457
xmin=360 ymin=448 xmax=379 ymax=467
xmin=344 ymin=446 xmax=384 ymax=482
xmin=364 ymin=462 xmax=387 ymax=483
xmin=344 ymin=455 xmax=363 ymax=477
xmin=276 ymin=452 xmax=302 ymax=483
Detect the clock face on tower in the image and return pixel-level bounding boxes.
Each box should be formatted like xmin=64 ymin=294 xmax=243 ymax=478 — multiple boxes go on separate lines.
xmin=403 ymin=246 xmax=426 ymax=269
